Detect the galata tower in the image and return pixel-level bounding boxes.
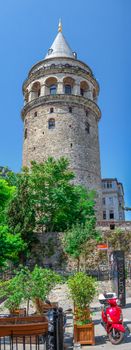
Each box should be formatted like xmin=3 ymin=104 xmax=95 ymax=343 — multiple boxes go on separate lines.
xmin=21 ymin=21 xmax=102 ymax=219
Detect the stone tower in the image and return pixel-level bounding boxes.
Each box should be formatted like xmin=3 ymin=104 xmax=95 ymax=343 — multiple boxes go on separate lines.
xmin=21 ymin=21 xmax=102 ymax=219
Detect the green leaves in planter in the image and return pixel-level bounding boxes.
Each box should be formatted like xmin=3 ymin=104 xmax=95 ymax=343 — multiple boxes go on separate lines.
xmin=0 ymin=265 xmax=63 ymax=313
xmin=68 ymin=272 xmax=97 ymax=310
xmin=76 ymin=319 xmax=92 ymax=325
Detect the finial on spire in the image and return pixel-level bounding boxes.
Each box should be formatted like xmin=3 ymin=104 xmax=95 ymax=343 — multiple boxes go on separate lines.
xmin=58 ymin=18 xmax=62 ymax=32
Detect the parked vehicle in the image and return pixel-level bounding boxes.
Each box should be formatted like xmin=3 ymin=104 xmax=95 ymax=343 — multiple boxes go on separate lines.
xmin=99 ymin=292 xmax=126 ymax=345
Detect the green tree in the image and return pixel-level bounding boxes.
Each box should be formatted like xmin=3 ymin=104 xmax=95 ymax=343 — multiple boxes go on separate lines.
xmin=0 ymin=226 xmax=26 ymax=268
xmin=64 ymin=220 xmax=101 ymax=271
xmin=0 ymin=178 xmax=15 ymax=224
xmin=0 ymin=179 xmax=25 ymax=268
xmin=7 ymin=157 xmax=97 ymax=234
xmin=7 ymin=170 xmax=36 ymax=248
xmin=68 ymin=272 xmax=96 ymax=308
xmin=107 ymin=228 xmax=131 ymax=253
xmin=0 ymin=266 xmax=62 ymax=314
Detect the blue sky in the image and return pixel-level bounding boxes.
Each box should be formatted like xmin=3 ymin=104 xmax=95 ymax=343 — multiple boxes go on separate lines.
xmin=0 ymin=0 xmax=131 ymax=219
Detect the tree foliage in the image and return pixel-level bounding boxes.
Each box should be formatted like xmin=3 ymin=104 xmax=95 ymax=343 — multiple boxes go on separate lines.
xmin=7 ymin=157 xmax=97 ymax=235
xmin=0 ymin=226 xmax=26 ymax=268
xmin=68 ymin=272 xmax=97 ymax=310
xmin=0 ymin=179 xmax=25 ymax=268
xmin=107 ymin=228 xmax=131 ymax=253
xmin=0 ymin=179 xmax=15 ymax=224
xmin=64 ymin=215 xmax=101 ymax=270
xmin=7 ymin=170 xmax=36 ymax=246
xmin=0 ymin=266 xmax=62 ymax=313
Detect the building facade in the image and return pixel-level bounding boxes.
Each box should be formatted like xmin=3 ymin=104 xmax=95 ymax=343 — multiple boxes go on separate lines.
xmin=102 ymin=178 xmax=125 ymax=221
xmin=21 ymin=21 xmax=102 ymax=219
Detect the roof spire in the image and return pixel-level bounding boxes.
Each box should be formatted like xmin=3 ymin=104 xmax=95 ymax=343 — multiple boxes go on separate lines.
xmin=58 ymin=18 xmax=62 ymax=32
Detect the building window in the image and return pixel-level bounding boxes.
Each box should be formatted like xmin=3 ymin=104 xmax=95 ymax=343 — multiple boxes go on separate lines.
xmin=69 ymin=107 xmax=72 ymax=113
xmin=103 ymin=211 xmax=106 ymax=220
xmin=34 ymin=111 xmax=37 ymax=117
xmin=109 ymin=210 xmax=114 ymax=219
xmin=70 ymin=143 xmax=73 ymax=147
xmin=109 ymin=197 xmax=113 ymax=205
xmin=102 ymin=197 xmax=106 ymax=205
xmin=50 ymin=107 xmax=54 ymax=113
xmin=50 ymin=85 xmax=57 ymax=95
xmin=24 ymin=128 xmax=27 ymax=139
xmin=107 ymin=182 xmax=112 ymax=188
xmin=85 ymin=122 xmax=90 ymax=134
xmin=65 ymin=85 xmax=71 ymax=94
xmin=86 ymin=110 xmax=88 ymax=116
xmin=48 ymin=118 xmax=55 ymax=129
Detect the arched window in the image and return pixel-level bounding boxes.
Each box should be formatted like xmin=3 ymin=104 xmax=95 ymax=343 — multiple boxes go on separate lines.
xmin=80 ymin=81 xmax=89 ymax=97
xmin=65 ymin=85 xmax=71 ymax=94
xmin=50 ymin=85 xmax=57 ymax=95
xmin=31 ymin=81 xmax=41 ymax=100
xmin=45 ymin=77 xmax=58 ymax=95
xmin=63 ymin=77 xmax=75 ymax=95
xmin=48 ymin=118 xmax=55 ymax=129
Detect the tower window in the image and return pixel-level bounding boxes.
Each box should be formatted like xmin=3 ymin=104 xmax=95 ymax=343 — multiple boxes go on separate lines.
xmin=24 ymin=128 xmax=27 ymax=139
xmin=50 ymin=107 xmax=54 ymax=113
xmin=80 ymin=88 xmax=84 ymax=96
xmin=85 ymin=121 xmax=90 ymax=134
xmin=48 ymin=118 xmax=55 ymax=129
xmin=70 ymin=143 xmax=73 ymax=147
xmin=69 ymin=107 xmax=72 ymax=113
xmin=103 ymin=211 xmax=106 ymax=220
xmin=32 ymin=81 xmax=41 ymax=99
xmin=34 ymin=111 xmax=37 ymax=117
xmin=86 ymin=110 xmax=88 ymax=116
xmin=50 ymin=85 xmax=57 ymax=95
xmin=65 ymin=85 xmax=71 ymax=94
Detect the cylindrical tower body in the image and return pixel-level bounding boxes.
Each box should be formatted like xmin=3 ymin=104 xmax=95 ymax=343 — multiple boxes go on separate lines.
xmin=21 ymin=25 xmax=102 ymax=219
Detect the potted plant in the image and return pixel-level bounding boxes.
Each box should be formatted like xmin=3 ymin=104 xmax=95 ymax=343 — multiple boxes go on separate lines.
xmin=0 ymin=266 xmax=62 ymax=315
xmin=30 ymin=265 xmax=62 ymax=314
xmin=68 ymin=272 xmax=97 ymax=345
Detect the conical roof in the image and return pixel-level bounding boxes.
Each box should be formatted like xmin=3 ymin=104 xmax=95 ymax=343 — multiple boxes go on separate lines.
xmin=44 ymin=20 xmax=75 ymax=60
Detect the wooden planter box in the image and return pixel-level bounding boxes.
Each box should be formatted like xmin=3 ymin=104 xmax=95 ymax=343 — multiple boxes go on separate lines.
xmin=74 ymin=322 xmax=95 ymax=345
xmin=10 ymin=308 xmax=26 ymax=316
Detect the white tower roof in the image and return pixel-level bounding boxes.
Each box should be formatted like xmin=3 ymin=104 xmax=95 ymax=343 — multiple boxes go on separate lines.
xmin=44 ymin=20 xmax=75 ymax=60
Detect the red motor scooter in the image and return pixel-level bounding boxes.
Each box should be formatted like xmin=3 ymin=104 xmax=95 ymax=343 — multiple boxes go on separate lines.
xmin=99 ymin=292 xmax=126 ymax=345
